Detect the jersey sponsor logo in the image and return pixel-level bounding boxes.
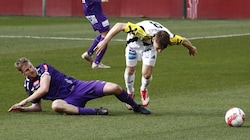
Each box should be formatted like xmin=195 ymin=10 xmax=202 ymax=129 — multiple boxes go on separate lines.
xmin=31 ymin=80 xmax=40 ymax=93
xmin=33 ymin=80 xmax=39 ymax=86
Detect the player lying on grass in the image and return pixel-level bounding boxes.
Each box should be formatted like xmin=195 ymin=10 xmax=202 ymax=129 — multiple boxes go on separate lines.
xmin=95 ymin=20 xmax=197 ymax=109
xmin=8 ymin=57 xmax=151 ymax=115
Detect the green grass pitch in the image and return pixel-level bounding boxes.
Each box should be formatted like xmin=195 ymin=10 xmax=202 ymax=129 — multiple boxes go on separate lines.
xmin=0 ymin=16 xmax=250 ymax=140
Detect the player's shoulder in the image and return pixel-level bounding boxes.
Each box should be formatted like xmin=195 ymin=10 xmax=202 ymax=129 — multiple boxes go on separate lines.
xmin=137 ymin=20 xmax=163 ymax=28
xmin=38 ymin=63 xmax=51 ymax=68
xmin=36 ymin=63 xmax=53 ymax=74
xmin=137 ymin=20 xmax=154 ymax=24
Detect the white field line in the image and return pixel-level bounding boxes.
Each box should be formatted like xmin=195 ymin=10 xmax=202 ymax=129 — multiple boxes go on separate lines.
xmin=188 ymin=33 xmax=250 ymax=40
xmin=0 ymin=33 xmax=250 ymax=41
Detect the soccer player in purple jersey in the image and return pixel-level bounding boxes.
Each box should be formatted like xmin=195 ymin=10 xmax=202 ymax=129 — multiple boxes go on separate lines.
xmin=8 ymin=57 xmax=151 ymax=115
xmin=95 ymin=20 xmax=197 ymax=109
xmin=81 ymin=0 xmax=111 ymax=69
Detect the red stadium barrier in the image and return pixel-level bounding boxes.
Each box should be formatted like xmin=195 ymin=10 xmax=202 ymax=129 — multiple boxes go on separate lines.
xmin=0 ymin=0 xmax=249 ymax=19
xmin=196 ymin=0 xmax=250 ymax=19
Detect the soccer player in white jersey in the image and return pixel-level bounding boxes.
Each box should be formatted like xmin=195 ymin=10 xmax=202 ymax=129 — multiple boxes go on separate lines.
xmin=95 ymin=20 xmax=197 ymax=109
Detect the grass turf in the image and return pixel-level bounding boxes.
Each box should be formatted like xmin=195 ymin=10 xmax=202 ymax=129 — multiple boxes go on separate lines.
xmin=0 ymin=16 xmax=250 ymax=140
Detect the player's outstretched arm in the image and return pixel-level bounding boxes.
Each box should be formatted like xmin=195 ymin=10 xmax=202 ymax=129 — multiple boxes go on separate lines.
xmin=17 ymin=74 xmax=50 ymax=107
xmin=8 ymin=73 xmax=51 ymax=113
xmin=182 ymin=38 xmax=197 ymax=56
xmin=95 ymin=23 xmax=127 ymax=55
xmin=8 ymin=102 xmax=42 ymax=112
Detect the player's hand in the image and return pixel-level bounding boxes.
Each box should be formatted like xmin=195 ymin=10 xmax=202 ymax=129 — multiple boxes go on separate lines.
xmin=95 ymin=40 xmax=107 ymax=55
xmin=8 ymin=104 xmax=22 ymax=112
xmin=189 ymin=46 xmax=197 ymax=56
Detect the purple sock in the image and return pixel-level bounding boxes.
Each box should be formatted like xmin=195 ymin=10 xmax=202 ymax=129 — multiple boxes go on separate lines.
xmin=78 ymin=107 xmax=96 ymax=115
xmin=87 ymin=34 xmax=102 ymax=56
xmin=94 ymin=36 xmax=108 ymax=64
xmin=116 ymin=89 xmax=139 ymax=109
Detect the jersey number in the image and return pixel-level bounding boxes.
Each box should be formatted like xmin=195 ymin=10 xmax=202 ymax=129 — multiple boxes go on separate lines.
xmin=149 ymin=21 xmax=163 ymax=29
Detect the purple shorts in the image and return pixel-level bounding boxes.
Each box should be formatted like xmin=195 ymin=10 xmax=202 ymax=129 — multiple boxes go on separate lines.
xmin=92 ymin=18 xmax=110 ymax=33
xmin=93 ymin=22 xmax=110 ymax=33
xmin=86 ymin=14 xmax=110 ymax=33
xmin=64 ymin=80 xmax=106 ymax=107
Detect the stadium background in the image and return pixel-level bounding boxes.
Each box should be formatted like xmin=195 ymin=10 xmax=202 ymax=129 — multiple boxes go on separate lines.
xmin=0 ymin=0 xmax=249 ymax=19
xmin=1 ymin=0 xmax=250 ymax=139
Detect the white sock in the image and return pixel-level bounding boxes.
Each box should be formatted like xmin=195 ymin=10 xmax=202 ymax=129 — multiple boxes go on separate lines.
xmin=140 ymin=75 xmax=153 ymax=90
xmin=124 ymin=70 xmax=135 ymax=94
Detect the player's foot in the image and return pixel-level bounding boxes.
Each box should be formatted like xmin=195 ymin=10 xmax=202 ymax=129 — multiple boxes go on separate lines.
xmin=92 ymin=62 xmax=111 ymax=69
xmin=133 ymin=105 xmax=151 ymax=114
xmin=96 ymin=107 xmax=109 ymax=115
xmin=81 ymin=52 xmax=93 ymax=65
xmin=141 ymin=89 xmax=150 ymax=107
xmin=125 ymin=93 xmax=135 ymax=110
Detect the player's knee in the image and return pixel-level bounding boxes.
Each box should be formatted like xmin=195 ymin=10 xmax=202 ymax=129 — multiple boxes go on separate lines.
xmin=114 ymin=84 xmax=123 ymax=93
xmin=105 ymin=82 xmax=122 ymax=95
xmin=143 ymin=74 xmax=152 ymax=79
xmin=111 ymin=83 xmax=122 ymax=93
xmin=51 ymin=99 xmax=66 ymax=113
xmin=126 ymin=67 xmax=135 ymax=74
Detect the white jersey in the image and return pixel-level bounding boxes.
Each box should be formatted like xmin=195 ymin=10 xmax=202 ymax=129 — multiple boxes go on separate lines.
xmin=137 ymin=20 xmax=174 ymax=38
xmin=125 ymin=20 xmax=184 ymax=66
xmin=126 ymin=20 xmax=175 ymax=48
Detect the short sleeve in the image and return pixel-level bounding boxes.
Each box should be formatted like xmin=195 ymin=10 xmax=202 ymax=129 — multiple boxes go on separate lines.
xmin=169 ymin=35 xmax=184 ymax=45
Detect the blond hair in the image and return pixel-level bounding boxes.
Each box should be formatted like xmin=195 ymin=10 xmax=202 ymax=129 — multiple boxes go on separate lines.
xmin=14 ymin=57 xmax=30 ymax=71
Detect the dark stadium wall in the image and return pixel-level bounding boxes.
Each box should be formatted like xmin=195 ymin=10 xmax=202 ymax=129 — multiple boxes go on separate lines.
xmin=0 ymin=0 xmax=249 ymax=19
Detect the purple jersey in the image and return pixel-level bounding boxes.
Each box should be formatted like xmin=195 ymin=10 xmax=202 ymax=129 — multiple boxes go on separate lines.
xmin=82 ymin=0 xmax=103 ymax=16
xmin=24 ymin=63 xmax=77 ymax=102
xmin=24 ymin=63 xmax=106 ymax=107
xmin=82 ymin=0 xmax=110 ymax=33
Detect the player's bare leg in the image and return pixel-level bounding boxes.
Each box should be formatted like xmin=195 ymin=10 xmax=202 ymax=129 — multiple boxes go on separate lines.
xmin=140 ymin=64 xmax=153 ymax=107
xmin=51 ymin=99 xmax=109 ymax=115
